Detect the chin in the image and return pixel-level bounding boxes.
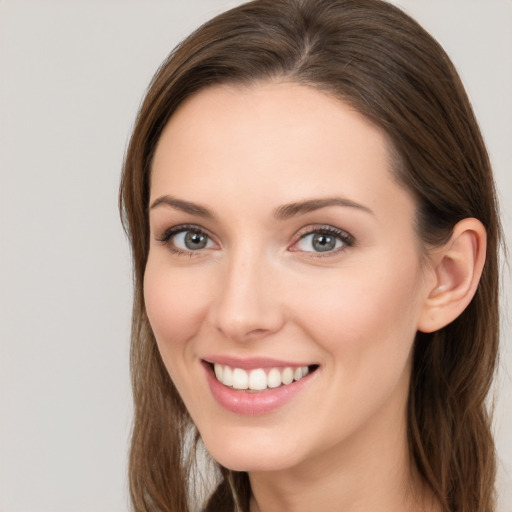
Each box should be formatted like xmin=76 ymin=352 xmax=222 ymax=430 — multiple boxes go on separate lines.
xmin=201 ymin=429 xmax=303 ymax=472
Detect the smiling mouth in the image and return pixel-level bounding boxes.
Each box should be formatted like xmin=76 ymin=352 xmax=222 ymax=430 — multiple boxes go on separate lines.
xmin=209 ymin=363 xmax=319 ymax=392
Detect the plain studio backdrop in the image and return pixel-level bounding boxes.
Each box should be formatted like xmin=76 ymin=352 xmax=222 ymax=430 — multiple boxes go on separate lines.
xmin=0 ymin=1 xmax=510 ymax=511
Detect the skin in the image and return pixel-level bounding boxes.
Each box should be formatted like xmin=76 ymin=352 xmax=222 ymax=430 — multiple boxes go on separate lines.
xmin=145 ymin=82 xmax=443 ymax=511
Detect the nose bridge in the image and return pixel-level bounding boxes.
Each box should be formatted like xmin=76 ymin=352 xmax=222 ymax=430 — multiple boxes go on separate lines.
xmin=211 ymin=242 xmax=283 ymax=341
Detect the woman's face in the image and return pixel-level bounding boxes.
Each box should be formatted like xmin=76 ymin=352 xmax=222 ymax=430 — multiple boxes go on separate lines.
xmin=145 ymin=82 xmax=436 ymax=472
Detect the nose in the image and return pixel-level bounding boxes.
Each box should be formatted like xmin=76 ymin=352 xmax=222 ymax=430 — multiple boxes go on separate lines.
xmin=208 ymin=249 xmax=286 ymax=343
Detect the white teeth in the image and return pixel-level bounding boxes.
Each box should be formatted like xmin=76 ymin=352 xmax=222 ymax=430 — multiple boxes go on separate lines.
xmin=213 ymin=363 xmax=312 ymax=391
xmin=232 ymin=368 xmax=249 ymax=389
xmin=248 ymin=369 xmax=267 ymax=391
xmin=281 ymin=367 xmax=294 ymax=385
xmin=267 ymin=368 xmax=282 ymax=388
xmin=214 ymin=364 xmax=223 ymax=381
xmin=223 ymin=366 xmax=233 ymax=387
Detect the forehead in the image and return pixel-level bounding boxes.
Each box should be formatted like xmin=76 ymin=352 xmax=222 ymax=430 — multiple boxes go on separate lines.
xmin=150 ymin=81 xmax=414 ymax=223
xmin=155 ymin=81 xmax=390 ymax=164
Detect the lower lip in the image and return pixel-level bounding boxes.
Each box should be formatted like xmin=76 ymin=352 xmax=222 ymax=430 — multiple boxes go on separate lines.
xmin=203 ymin=363 xmax=315 ymax=416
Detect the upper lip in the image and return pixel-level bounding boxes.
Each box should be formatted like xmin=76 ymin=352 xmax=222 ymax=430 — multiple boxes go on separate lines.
xmin=203 ymin=356 xmax=315 ymax=370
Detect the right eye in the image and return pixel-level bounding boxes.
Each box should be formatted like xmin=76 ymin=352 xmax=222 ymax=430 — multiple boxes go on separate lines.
xmin=157 ymin=226 xmax=216 ymax=254
xmin=174 ymin=230 xmax=213 ymax=250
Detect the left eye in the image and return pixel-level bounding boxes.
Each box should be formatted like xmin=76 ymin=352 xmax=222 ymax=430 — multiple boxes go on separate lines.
xmin=294 ymin=231 xmax=347 ymax=253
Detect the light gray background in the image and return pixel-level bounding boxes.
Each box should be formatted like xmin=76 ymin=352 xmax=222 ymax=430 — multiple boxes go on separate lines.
xmin=0 ymin=1 xmax=510 ymax=511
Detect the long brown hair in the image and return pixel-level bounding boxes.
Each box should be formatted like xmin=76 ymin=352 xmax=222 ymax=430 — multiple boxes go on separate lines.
xmin=119 ymin=1 xmax=501 ymax=510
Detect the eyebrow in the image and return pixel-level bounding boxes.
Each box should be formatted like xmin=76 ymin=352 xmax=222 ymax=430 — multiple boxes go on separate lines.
xmin=273 ymin=197 xmax=374 ymax=219
xmin=149 ymin=195 xmax=373 ymax=220
xmin=149 ymin=195 xmax=215 ymax=219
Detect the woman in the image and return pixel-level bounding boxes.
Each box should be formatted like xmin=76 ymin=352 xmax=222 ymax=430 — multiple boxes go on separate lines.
xmin=119 ymin=0 xmax=502 ymax=510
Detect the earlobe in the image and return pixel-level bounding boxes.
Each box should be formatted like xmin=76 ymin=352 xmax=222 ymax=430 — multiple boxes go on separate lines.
xmin=417 ymin=218 xmax=487 ymax=333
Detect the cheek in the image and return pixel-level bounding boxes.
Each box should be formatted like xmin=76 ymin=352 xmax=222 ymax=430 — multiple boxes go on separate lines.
xmin=285 ymin=259 xmax=424 ymax=443
xmin=143 ymin=256 xmax=211 ymax=362
xmin=293 ymin=256 xmax=424 ymax=367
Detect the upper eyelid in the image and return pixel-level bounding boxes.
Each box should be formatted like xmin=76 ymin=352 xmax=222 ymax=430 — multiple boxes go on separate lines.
xmin=293 ymin=224 xmax=354 ymax=241
xmin=155 ymin=224 xmax=212 ymax=243
xmin=289 ymin=224 xmax=355 ymax=252
xmin=155 ymin=225 xmax=218 ymax=257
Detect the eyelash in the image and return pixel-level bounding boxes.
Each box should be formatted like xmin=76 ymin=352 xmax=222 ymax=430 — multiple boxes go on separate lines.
xmin=155 ymin=224 xmax=355 ymax=257
xmin=155 ymin=224 xmax=213 ymax=257
xmin=292 ymin=225 xmax=355 ymax=257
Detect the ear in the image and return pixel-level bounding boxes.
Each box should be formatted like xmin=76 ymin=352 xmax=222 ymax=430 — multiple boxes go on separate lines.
xmin=417 ymin=218 xmax=487 ymax=333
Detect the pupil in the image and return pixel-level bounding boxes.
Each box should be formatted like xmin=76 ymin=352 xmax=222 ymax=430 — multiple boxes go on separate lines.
xmin=185 ymin=231 xmax=207 ymax=250
xmin=313 ymin=233 xmax=335 ymax=252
